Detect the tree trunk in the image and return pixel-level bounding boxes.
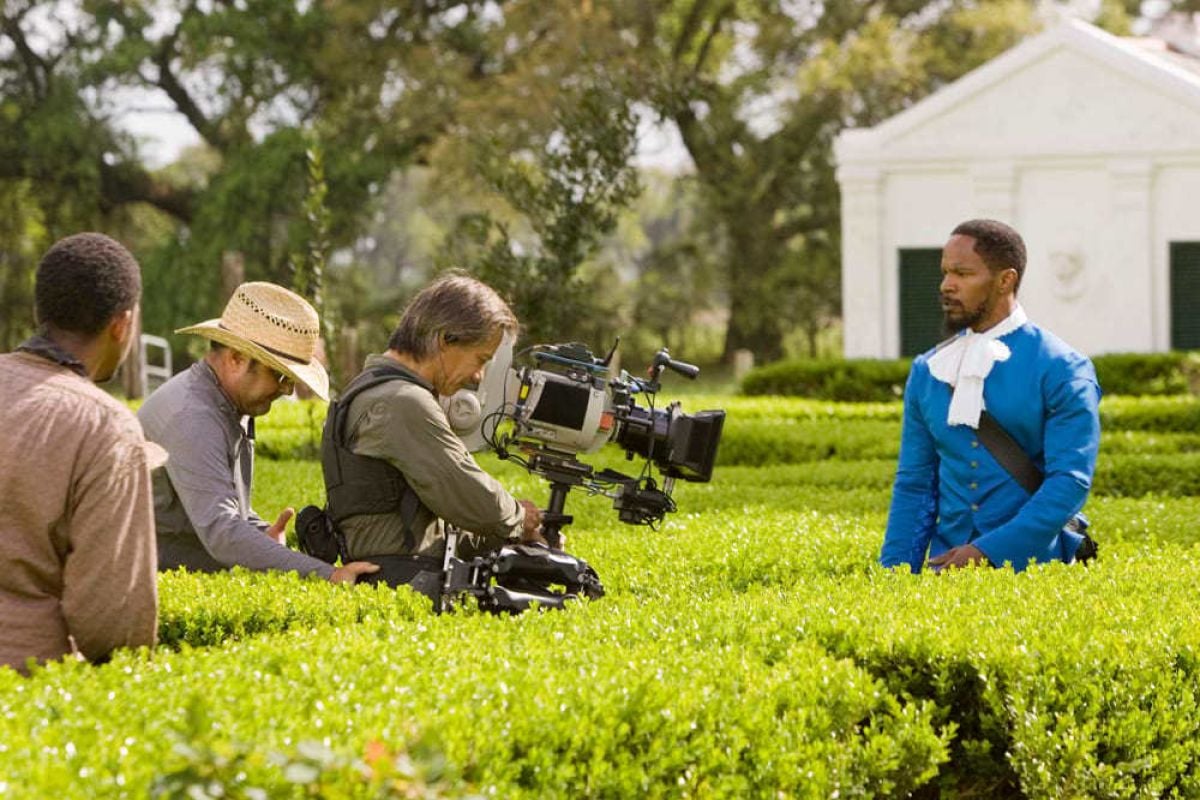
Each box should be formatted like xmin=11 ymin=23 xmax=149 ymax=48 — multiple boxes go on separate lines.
xmin=723 ymin=291 xmax=784 ymax=363
xmin=720 ymin=221 xmax=786 ymax=364
xmin=120 ymin=305 xmax=144 ymax=399
xmin=221 ymin=251 xmax=245 ymax=301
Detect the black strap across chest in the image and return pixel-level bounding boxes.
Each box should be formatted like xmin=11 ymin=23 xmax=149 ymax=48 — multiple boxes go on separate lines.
xmin=321 ymin=363 xmax=430 ymax=551
xmin=977 ymin=411 xmax=1042 ymax=495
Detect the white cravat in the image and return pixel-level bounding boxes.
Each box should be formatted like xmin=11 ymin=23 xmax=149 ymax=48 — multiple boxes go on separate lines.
xmin=927 ymin=305 xmax=1028 ymax=428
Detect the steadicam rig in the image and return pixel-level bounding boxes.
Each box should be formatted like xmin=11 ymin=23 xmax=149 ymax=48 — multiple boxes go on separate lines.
xmin=437 ymin=338 xmax=725 ymax=613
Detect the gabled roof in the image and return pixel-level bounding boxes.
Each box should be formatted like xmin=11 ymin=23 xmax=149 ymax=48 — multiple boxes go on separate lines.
xmin=835 ymin=19 xmax=1200 ymax=165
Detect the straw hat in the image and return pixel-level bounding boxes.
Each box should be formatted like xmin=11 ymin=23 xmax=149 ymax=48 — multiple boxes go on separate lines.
xmin=177 ymin=282 xmax=330 ymax=401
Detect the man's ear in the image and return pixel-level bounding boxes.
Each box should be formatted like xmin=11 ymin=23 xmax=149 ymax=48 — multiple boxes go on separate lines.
xmin=108 ymin=308 xmax=135 ymax=345
xmin=1000 ymin=268 xmax=1019 ymax=294
xmin=226 ymin=347 xmax=251 ymax=368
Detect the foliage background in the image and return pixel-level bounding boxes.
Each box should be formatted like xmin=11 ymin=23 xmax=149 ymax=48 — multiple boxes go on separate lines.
xmin=4 ymin=0 xmax=1196 ymax=379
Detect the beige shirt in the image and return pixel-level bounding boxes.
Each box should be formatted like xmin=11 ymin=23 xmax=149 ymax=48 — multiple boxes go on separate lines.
xmin=339 ymin=355 xmax=525 ymax=559
xmin=0 ymin=351 xmax=158 ymax=673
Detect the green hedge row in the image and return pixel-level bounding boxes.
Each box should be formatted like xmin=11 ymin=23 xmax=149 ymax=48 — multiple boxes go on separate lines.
xmin=717 ymin=418 xmax=1200 ymax=467
xmin=8 ymin=541 xmax=1200 ymax=797
xmin=252 ymin=397 xmax=1200 ymax=469
xmin=740 ymin=352 xmax=1200 ymax=401
xmin=1099 ymin=395 xmax=1200 ymax=432
xmin=12 ymin=394 xmax=1190 ymax=798
xmin=740 ymin=358 xmax=912 ymax=401
xmin=157 ymin=569 xmax=431 ymax=649
xmin=0 ymin=588 xmax=951 ymax=798
xmin=1091 ymin=351 xmax=1196 ymax=397
xmin=773 ymin=554 xmax=1200 ymax=797
xmin=689 ymin=395 xmax=1200 ymax=435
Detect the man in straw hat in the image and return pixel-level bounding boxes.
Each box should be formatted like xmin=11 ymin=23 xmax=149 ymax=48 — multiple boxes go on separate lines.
xmin=139 ymin=282 xmax=378 ymax=582
xmin=321 ymin=273 xmax=545 ymax=602
xmin=1 ymin=233 xmax=159 ymax=673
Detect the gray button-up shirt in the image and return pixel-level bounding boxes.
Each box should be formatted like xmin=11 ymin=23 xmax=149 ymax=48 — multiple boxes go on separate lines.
xmin=138 ymin=361 xmax=333 ymax=579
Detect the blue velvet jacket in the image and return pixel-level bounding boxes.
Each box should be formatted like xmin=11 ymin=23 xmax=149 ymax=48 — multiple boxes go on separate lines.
xmin=880 ymin=322 xmax=1101 ymax=572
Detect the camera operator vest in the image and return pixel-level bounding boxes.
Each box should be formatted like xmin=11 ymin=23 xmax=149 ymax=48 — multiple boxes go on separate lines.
xmin=321 ymin=363 xmax=430 ymax=553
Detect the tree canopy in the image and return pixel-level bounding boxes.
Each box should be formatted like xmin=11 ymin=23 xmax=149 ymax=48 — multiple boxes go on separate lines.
xmin=2 ymin=0 xmax=1193 ymax=364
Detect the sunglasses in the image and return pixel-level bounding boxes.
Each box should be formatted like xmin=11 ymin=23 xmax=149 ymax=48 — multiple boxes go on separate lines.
xmin=255 ymin=360 xmax=294 ymax=388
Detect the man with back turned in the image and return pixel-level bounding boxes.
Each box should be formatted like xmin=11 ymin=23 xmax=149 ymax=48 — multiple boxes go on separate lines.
xmin=0 ymin=233 xmax=159 ymax=672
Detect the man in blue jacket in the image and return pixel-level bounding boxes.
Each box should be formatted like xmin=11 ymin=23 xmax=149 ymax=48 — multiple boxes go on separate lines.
xmin=881 ymin=219 xmax=1100 ymax=573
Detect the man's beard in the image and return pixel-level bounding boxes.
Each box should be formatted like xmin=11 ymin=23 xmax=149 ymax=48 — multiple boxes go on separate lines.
xmin=942 ymin=296 xmax=992 ymax=335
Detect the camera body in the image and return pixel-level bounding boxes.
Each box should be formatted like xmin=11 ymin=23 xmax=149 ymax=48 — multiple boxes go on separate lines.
xmin=509 ymin=344 xmax=615 ymax=454
xmin=506 ymin=342 xmax=724 ymax=483
xmin=444 ymin=338 xmax=725 ymax=534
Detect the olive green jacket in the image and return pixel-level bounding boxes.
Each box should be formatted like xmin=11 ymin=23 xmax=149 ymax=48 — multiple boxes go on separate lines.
xmin=338 ymin=355 xmax=525 ymax=559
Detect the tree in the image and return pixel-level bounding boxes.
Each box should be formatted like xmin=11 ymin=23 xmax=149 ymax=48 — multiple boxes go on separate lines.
xmin=608 ymin=171 xmax=725 ymax=363
xmin=4 ymin=0 xmax=1191 ymax=364
xmin=0 ymin=1 xmax=514 ymax=348
xmin=575 ymin=0 xmax=1192 ymax=363
xmin=438 ymin=78 xmax=642 ymax=344
xmin=581 ymin=0 xmax=1045 ymax=362
xmin=0 ymin=181 xmax=48 ymax=350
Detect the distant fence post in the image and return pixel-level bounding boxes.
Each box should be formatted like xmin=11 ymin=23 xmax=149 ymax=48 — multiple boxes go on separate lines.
xmin=120 ymin=305 xmax=145 ymax=398
xmin=733 ymin=349 xmax=755 ymax=381
xmin=140 ymin=334 xmax=173 ymax=397
xmin=338 ymin=326 xmax=360 ymax=388
xmin=221 ymin=251 xmax=245 ymax=301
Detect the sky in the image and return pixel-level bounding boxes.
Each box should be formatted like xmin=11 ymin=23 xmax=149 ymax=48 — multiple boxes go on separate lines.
xmin=118 ymin=89 xmax=696 ymax=173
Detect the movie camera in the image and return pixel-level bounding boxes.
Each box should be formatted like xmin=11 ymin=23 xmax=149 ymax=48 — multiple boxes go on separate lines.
xmin=446 ymin=337 xmax=725 ymax=546
xmin=433 ymin=337 xmax=725 ymax=612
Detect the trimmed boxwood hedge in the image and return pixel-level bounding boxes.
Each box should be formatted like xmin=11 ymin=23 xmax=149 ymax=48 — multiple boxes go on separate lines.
xmin=742 ymin=352 xmax=1200 ymax=401
xmin=1091 ymin=351 xmax=1195 ymax=397
xmin=740 ymin=358 xmax=912 ymax=401
xmin=6 ymin=395 xmax=1198 ymax=797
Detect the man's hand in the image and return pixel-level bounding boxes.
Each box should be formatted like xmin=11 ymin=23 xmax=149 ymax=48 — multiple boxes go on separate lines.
xmin=515 ymin=499 xmax=562 ymax=549
xmin=329 ymin=561 xmax=380 ymax=584
xmin=927 ymin=544 xmax=988 ymax=570
xmin=518 ymin=500 xmax=542 ymax=536
xmin=519 ymin=527 xmax=557 ymax=549
xmin=267 ymin=507 xmax=294 ymax=546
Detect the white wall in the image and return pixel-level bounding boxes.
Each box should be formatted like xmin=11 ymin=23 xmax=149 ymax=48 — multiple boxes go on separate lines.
xmin=836 ymin=23 xmax=1200 ymax=358
xmin=879 ymin=171 xmax=971 ymax=358
xmin=1014 ymin=164 xmax=1146 ymax=355
xmin=843 ymin=159 xmax=1200 ymax=358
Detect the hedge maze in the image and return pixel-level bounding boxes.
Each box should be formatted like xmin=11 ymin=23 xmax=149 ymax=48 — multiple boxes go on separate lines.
xmin=2 ymin=396 xmax=1199 ymax=798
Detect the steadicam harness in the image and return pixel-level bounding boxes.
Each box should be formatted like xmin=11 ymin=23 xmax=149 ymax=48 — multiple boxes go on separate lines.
xmin=319 ymin=363 xmax=427 ymax=556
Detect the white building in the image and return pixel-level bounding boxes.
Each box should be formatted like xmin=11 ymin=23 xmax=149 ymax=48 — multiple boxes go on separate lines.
xmin=834 ymin=19 xmax=1200 ymax=358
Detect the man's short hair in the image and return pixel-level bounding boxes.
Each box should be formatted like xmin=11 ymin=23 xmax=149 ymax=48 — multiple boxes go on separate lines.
xmin=35 ymin=233 xmax=142 ymax=335
xmin=388 ymin=272 xmax=518 ymax=359
xmin=951 ymin=219 xmax=1026 ymax=291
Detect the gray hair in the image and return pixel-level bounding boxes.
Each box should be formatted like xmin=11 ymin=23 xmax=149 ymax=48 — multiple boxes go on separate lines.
xmin=388 ymin=272 xmax=518 ymax=359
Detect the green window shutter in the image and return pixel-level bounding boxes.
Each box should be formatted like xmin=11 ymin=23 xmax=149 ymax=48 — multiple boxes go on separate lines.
xmin=1170 ymin=242 xmax=1200 ymax=350
xmin=899 ymin=248 xmax=944 ymax=357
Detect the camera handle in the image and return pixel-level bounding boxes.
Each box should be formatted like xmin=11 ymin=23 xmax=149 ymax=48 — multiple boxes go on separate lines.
xmin=526 ymin=450 xmax=594 ymax=549
xmin=642 ymin=348 xmax=700 ymax=393
xmin=541 ymin=481 xmax=574 ymax=549
xmin=437 ymin=524 xmax=463 ymax=614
